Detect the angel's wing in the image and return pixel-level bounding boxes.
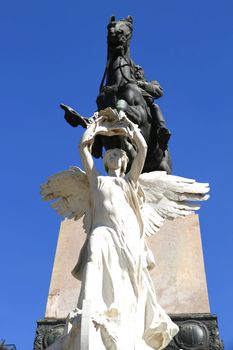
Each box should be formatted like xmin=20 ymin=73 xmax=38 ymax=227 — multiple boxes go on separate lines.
xmin=40 ymin=166 xmax=90 ymax=231
xmin=138 ymin=171 xmax=209 ymax=236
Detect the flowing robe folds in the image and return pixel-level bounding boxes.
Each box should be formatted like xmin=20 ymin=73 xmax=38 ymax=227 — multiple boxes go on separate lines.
xmin=62 ymin=175 xmax=178 ymax=350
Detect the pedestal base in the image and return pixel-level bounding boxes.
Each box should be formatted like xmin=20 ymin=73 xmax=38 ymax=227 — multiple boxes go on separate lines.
xmin=34 ymin=313 xmax=224 ymax=350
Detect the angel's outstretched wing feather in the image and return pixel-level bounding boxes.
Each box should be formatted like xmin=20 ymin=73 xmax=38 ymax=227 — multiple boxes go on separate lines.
xmin=138 ymin=171 xmax=209 ymax=236
xmin=40 ymin=166 xmax=90 ymax=229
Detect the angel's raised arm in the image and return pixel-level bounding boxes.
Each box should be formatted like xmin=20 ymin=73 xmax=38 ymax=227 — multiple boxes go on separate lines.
xmin=79 ymin=120 xmax=99 ymax=184
xmin=126 ymin=118 xmax=148 ymax=184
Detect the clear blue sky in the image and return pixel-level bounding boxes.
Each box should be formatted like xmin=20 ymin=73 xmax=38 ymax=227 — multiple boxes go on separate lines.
xmin=1 ymin=1 xmax=233 ymax=349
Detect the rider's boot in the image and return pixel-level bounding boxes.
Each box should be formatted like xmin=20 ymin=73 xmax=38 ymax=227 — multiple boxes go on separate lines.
xmin=149 ymin=103 xmax=171 ymax=152
xmin=157 ymin=127 xmax=171 ymax=152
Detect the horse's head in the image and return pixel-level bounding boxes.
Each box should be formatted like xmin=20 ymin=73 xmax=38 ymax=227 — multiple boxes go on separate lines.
xmin=107 ymin=15 xmax=133 ymax=55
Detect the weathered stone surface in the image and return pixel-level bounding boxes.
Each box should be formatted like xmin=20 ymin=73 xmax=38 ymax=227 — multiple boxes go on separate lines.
xmin=45 ymin=214 xmax=209 ymax=319
xmin=45 ymin=219 xmax=85 ymax=319
xmin=148 ymin=214 xmax=210 ymax=314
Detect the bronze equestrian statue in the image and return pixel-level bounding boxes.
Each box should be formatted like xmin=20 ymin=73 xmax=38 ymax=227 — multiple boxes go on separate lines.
xmin=61 ymin=16 xmax=172 ymax=174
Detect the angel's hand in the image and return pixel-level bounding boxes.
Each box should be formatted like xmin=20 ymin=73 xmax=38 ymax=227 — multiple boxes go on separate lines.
xmin=80 ymin=122 xmax=97 ymax=147
xmin=96 ymin=113 xmax=136 ymax=138
xmin=119 ymin=112 xmax=136 ymax=127
xmin=80 ymin=114 xmax=112 ymax=147
xmin=118 ymin=112 xmax=139 ymax=139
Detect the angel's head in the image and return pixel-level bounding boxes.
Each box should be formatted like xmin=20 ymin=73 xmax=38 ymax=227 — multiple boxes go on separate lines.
xmin=103 ymin=148 xmax=129 ymax=175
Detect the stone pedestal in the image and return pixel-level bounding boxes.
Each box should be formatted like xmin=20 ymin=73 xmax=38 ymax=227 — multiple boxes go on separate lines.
xmin=34 ymin=214 xmax=224 ymax=349
xmin=45 ymin=214 xmax=209 ymax=318
xmin=44 ymin=219 xmax=84 ymax=319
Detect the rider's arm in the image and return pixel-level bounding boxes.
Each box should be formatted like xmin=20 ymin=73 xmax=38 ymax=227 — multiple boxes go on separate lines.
xmin=139 ymin=80 xmax=164 ymax=99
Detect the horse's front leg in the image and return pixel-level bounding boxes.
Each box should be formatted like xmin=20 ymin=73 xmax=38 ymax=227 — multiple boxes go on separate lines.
xmin=102 ymin=84 xmax=118 ymax=94
xmin=96 ymin=89 xmax=117 ymax=110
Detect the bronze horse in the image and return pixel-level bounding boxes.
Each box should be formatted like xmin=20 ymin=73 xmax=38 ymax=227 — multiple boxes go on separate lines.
xmin=62 ymin=16 xmax=171 ymax=173
xmin=94 ymin=16 xmax=171 ymax=173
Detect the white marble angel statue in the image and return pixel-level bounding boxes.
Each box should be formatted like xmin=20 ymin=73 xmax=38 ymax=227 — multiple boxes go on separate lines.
xmin=41 ymin=107 xmax=209 ymax=350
